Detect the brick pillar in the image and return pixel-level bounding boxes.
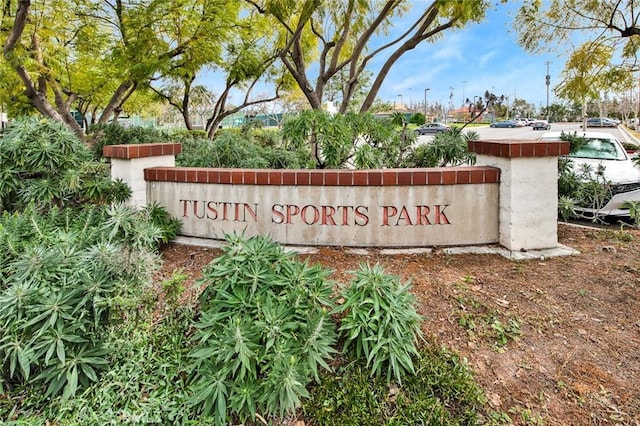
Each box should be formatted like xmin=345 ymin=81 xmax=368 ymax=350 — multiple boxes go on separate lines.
xmin=103 ymin=143 xmax=182 ymax=208
xmin=468 ymin=139 xmax=569 ymax=251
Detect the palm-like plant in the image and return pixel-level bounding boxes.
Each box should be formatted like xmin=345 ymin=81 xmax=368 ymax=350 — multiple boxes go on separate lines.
xmin=405 ymin=127 xmax=477 ymax=167
xmin=335 ymin=262 xmax=424 ymax=384
xmin=0 ymin=117 xmax=130 ymax=212
xmin=0 ymin=202 xmax=176 ymax=399
xmin=188 ymin=233 xmax=337 ymax=424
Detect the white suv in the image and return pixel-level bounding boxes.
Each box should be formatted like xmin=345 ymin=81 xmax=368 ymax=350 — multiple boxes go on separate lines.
xmin=539 ymin=131 xmax=640 ymax=217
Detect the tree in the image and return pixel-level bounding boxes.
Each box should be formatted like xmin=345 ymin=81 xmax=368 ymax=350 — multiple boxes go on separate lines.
xmin=515 ymin=1 xmax=639 ymax=120
xmin=554 ymin=41 xmax=633 ymax=127
xmin=516 ymin=1 xmax=640 ymax=69
xmin=462 ymin=91 xmax=505 ymax=128
xmin=510 ymin=98 xmax=536 ymax=118
xmin=2 ymin=1 xmax=83 ymax=135
xmin=247 ymin=0 xmax=496 ymax=113
xmin=148 ymin=6 xmax=288 ymax=138
xmin=152 ymin=80 xmax=219 ymax=131
xmin=1 ymin=0 xmax=243 ymax=140
xmin=201 ymin=32 xmax=284 ymax=138
xmin=540 ymin=102 xmax=571 ymax=123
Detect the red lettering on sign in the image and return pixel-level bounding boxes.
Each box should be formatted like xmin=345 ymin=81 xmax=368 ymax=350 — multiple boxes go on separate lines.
xmin=286 ymin=205 xmax=300 ymax=224
xmin=355 ymin=206 xmax=369 ymax=226
xmin=382 ymin=206 xmax=397 ymax=226
xmin=416 ymin=205 xmax=431 ymax=225
xmin=180 ymin=199 xmax=189 ymax=218
xmin=301 ymin=205 xmax=320 ymax=225
xmin=243 ymin=204 xmax=258 ymax=222
xmin=221 ymin=202 xmax=231 ymax=221
xmin=207 ymin=201 xmax=218 ymax=220
xmin=193 ymin=200 xmax=205 ymax=219
xmin=381 ymin=204 xmax=452 ymax=226
xmin=435 ymin=205 xmax=450 ymax=224
xmin=322 ymin=205 xmax=337 ymax=225
xmin=338 ymin=206 xmax=352 ymax=225
xmin=396 ymin=206 xmax=413 ymax=226
xmin=272 ymin=204 xmax=285 ymax=223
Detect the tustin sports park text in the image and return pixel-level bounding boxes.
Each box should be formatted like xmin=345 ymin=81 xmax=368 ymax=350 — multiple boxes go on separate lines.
xmin=179 ymin=200 xmax=451 ymax=227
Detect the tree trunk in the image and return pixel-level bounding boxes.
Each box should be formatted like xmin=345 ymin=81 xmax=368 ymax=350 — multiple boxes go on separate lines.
xmin=98 ymin=81 xmax=137 ymax=124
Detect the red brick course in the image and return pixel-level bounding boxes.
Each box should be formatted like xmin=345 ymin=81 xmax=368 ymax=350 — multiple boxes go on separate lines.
xmin=143 ymin=166 xmax=500 ymax=186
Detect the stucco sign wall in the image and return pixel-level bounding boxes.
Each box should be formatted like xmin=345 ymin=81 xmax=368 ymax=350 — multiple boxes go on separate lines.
xmin=104 ymin=139 xmax=569 ymax=251
xmin=146 ymin=173 xmax=500 ymax=247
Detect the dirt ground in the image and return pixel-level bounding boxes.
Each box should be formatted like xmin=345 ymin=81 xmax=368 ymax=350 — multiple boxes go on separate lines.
xmin=159 ymin=223 xmax=640 ymax=425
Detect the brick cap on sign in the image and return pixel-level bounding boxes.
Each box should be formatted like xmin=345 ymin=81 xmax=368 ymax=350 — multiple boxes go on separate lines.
xmin=143 ymin=166 xmax=500 ymax=186
xmin=468 ymin=139 xmax=569 ymax=158
xmin=103 ymin=143 xmax=182 ymax=159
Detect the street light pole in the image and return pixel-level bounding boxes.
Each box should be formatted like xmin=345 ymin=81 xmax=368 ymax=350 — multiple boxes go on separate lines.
xmin=398 ymin=94 xmax=403 ymax=110
xmin=545 ymin=61 xmax=551 ymax=122
xmin=447 ymin=87 xmax=454 ymax=124
xmin=424 ymin=88 xmax=430 ymax=119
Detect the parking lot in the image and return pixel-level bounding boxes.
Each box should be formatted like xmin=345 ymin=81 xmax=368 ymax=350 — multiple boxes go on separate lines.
xmin=416 ymin=122 xmax=639 ymax=145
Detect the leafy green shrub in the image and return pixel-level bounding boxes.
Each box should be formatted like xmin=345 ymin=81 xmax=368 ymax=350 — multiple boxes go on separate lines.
xmin=40 ymin=310 xmax=196 ymax=425
xmin=188 ymin=233 xmax=337 ymax=424
xmin=303 ymin=345 xmax=487 ymax=425
xmin=0 ymin=205 xmax=163 ymax=401
xmin=335 ymin=263 xmax=423 ymax=384
xmin=88 ymin=123 xmax=172 ymax=159
xmin=176 ymin=131 xmax=308 ymax=169
xmin=557 ymin=133 xmax=615 ymax=220
xmin=404 ymin=127 xmax=477 ymax=167
xmin=280 ymin=110 xmax=409 ymax=169
xmin=251 ymin=128 xmax=281 ymax=147
xmin=558 ymin=158 xmax=611 ymax=220
xmin=558 ymin=195 xmax=578 ymax=222
xmin=143 ymin=202 xmax=182 ymax=246
xmin=409 ymin=112 xmax=426 ymax=125
xmin=177 ymin=131 xmax=269 ymax=168
xmin=0 ymin=117 xmax=130 ymax=213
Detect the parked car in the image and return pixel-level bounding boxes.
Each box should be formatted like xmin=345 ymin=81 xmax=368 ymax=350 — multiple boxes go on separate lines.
xmin=531 ymin=120 xmax=551 ymax=130
xmin=514 ymin=118 xmax=528 ymax=126
xmin=539 ymin=131 xmax=640 ymax=217
xmin=584 ymin=117 xmax=618 ymax=128
xmin=414 ymin=122 xmax=451 ymax=135
xmin=490 ymin=120 xmax=518 ymax=128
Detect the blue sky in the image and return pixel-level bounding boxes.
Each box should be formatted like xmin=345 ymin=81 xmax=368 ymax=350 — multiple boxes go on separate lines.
xmin=373 ymin=2 xmax=561 ymax=113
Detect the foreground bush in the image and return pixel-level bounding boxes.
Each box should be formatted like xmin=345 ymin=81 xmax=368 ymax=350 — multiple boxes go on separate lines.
xmin=556 ymin=132 xmax=615 ymax=221
xmin=0 ymin=231 xmax=502 ymax=424
xmin=188 ymin=233 xmax=337 ymax=424
xmin=0 ymin=118 xmax=130 ymax=213
xmin=0 ymin=204 xmax=175 ymax=402
xmin=0 ymin=124 xmax=181 ymax=403
xmin=335 ymin=262 xmax=424 ymax=384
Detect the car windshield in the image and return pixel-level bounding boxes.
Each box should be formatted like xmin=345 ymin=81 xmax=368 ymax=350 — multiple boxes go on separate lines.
xmin=568 ymin=138 xmax=626 ymax=160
